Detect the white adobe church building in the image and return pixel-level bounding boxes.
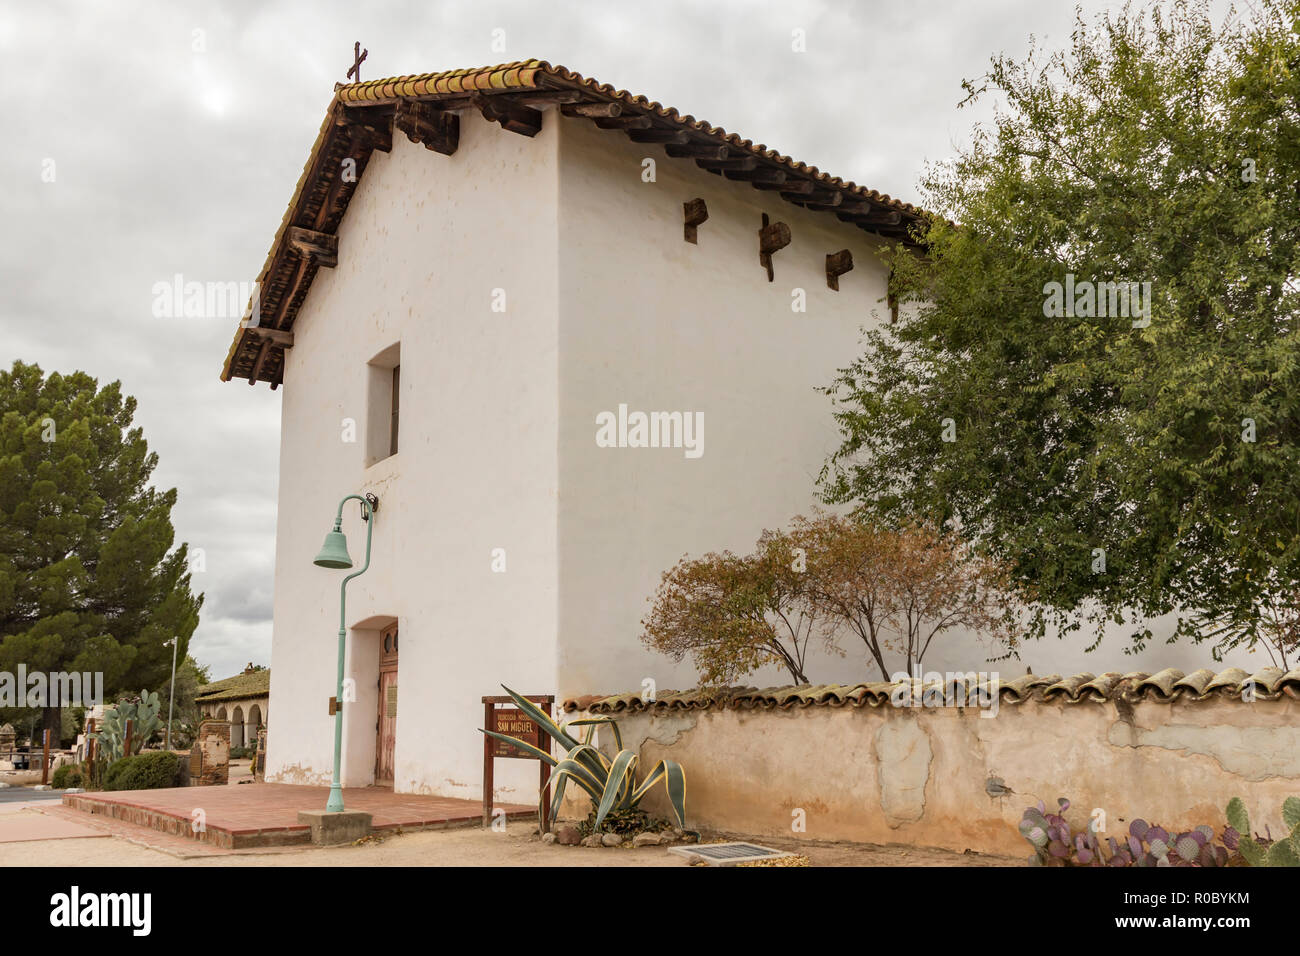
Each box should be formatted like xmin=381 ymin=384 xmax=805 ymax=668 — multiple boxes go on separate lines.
xmin=218 ymin=60 xmax=1259 ymax=801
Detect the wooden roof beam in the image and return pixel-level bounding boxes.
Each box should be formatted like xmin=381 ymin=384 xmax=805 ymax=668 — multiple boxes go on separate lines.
xmin=561 ymin=101 xmax=622 ymax=118
xmin=838 ymin=208 xmax=904 ymax=227
xmin=696 ymin=155 xmax=757 ymax=172
xmin=725 ymin=166 xmax=787 ymax=185
xmin=248 ymin=338 xmax=272 ymax=385
xmin=627 ymin=128 xmax=690 ymax=144
xmin=471 ymin=93 xmax=542 ymax=137
xmin=757 ymin=177 xmax=813 ymax=193
xmin=497 ymin=90 xmax=584 ymax=107
xmin=287 ymin=227 xmax=338 ymax=268
xmin=246 ymin=327 xmax=295 ymax=347
xmin=394 ymin=101 xmax=459 ymax=154
xmin=665 ymin=142 xmax=730 ymax=160
xmin=337 ymin=106 xmax=394 ymax=153
xmin=595 ymin=114 xmax=653 ymax=130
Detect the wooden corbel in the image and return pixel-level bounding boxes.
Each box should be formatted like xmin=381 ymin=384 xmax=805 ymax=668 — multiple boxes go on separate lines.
xmin=561 ymin=102 xmax=622 ymax=119
xmin=394 ymin=101 xmax=459 ymax=155
xmin=287 ymin=227 xmax=339 ymax=269
xmin=759 ymin=213 xmax=791 ymax=282
xmin=683 ymin=198 xmax=708 ymax=244
xmin=471 ymin=93 xmax=543 ymax=137
xmin=826 ymin=249 xmax=853 ymax=290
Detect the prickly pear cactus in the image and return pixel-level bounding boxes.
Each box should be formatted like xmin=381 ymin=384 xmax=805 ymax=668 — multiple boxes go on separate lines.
xmin=89 ymin=690 xmax=163 ymax=761
xmin=1225 ymin=796 xmax=1300 ymax=867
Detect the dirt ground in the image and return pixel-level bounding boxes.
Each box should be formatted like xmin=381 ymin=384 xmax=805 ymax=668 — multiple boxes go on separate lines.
xmin=2 ymin=760 xmax=1024 ymax=866
xmin=0 ymin=811 xmax=1022 ymax=868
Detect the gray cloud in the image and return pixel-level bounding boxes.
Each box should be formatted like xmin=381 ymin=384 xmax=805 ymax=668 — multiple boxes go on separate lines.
xmin=1 ymin=0 xmax=1231 ymax=681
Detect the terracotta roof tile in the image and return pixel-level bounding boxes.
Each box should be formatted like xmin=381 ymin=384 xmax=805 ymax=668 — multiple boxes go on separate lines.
xmin=221 ymin=59 xmax=927 ymax=385
xmin=562 ymin=667 xmax=1300 ymax=713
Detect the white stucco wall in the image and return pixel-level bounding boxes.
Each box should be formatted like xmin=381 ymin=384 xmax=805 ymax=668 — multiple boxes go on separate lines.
xmin=265 ymin=110 xmax=560 ymax=803
xmin=555 ymin=115 xmax=896 ymax=696
xmin=552 ymin=114 xmax=1273 ymax=694
xmin=265 ymin=102 xmax=1271 ymax=804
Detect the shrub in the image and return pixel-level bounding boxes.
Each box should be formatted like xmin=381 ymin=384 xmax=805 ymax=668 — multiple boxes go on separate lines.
xmin=104 ymin=751 xmax=180 ymax=792
xmin=51 ymin=765 xmax=84 ymax=789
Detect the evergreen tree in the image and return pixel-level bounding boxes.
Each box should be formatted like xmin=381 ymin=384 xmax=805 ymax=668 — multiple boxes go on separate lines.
xmin=0 ymin=361 xmax=202 ymax=738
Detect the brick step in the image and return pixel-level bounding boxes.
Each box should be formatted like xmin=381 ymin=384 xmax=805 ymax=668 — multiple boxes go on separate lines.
xmin=63 ymin=793 xmax=310 ymax=850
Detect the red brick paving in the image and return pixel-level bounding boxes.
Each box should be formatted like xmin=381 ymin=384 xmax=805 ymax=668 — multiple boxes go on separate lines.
xmin=63 ymin=784 xmax=532 ymax=849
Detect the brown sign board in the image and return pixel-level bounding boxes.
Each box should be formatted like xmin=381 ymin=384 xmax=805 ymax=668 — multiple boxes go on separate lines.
xmin=482 ymin=694 xmax=555 ymax=833
xmin=489 ymin=708 xmax=541 ymax=758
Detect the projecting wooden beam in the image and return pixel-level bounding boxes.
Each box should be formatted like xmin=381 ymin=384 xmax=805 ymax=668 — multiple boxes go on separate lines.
xmin=758 ymin=178 xmax=813 ymax=194
xmin=471 ymin=93 xmax=542 ymax=137
xmin=696 ymin=155 xmax=757 ymax=172
xmin=838 ymin=208 xmax=904 ymax=227
xmin=337 ymin=107 xmax=393 ymax=152
xmin=726 ymin=166 xmax=787 ymax=185
xmin=287 ymin=227 xmax=339 ymax=268
xmin=501 ymin=90 xmax=584 ymax=107
xmin=826 ymin=249 xmax=854 ymax=291
xmin=595 ymin=114 xmax=653 ymax=130
xmin=247 ymin=326 xmax=295 ymax=347
xmin=683 ymin=198 xmax=708 ymax=244
xmin=394 ymin=101 xmax=459 ymax=154
xmin=627 ymin=128 xmax=689 ymax=144
xmin=665 ymin=142 xmax=730 ymax=160
xmin=801 ymin=192 xmax=845 ymax=209
xmin=561 ymin=101 xmax=622 ymax=118
xmin=248 ymin=338 xmax=272 ymax=385
xmin=759 ymin=213 xmax=790 ymax=282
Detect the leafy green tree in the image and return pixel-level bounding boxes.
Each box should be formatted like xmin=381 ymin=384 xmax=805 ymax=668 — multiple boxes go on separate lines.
xmin=0 ymin=361 xmax=203 ymax=737
xmin=168 ymin=654 xmax=211 ymax=747
xmin=820 ymin=0 xmax=1300 ymax=663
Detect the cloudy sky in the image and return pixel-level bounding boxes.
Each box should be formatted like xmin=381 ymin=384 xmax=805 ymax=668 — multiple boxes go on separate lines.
xmin=1 ymin=0 xmax=1235 ymax=680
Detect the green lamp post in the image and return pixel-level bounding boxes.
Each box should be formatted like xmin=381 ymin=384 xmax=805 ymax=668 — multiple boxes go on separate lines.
xmin=312 ymin=492 xmax=379 ymax=813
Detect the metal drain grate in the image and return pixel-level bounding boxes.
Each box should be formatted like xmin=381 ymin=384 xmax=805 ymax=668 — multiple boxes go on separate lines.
xmin=668 ymin=842 xmax=795 ymax=866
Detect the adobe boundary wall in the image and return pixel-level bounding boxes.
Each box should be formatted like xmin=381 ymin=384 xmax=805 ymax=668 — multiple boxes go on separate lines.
xmin=562 ymin=670 xmax=1300 ymax=856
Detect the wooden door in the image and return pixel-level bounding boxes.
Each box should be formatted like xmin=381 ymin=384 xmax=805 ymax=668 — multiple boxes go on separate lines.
xmin=375 ymin=624 xmax=398 ymax=786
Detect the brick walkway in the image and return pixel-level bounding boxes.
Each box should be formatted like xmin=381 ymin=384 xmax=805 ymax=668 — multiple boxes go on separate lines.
xmin=63 ymin=784 xmax=532 ymax=849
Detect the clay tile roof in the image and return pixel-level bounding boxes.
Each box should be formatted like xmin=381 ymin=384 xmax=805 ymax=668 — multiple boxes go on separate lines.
xmin=220 ymin=59 xmax=928 ymax=387
xmin=561 ymin=666 xmax=1300 ymax=713
xmin=194 ymin=669 xmax=271 ymax=703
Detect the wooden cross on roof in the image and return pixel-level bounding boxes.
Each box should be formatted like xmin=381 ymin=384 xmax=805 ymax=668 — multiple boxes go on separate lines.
xmin=346 ymin=41 xmax=368 ymax=83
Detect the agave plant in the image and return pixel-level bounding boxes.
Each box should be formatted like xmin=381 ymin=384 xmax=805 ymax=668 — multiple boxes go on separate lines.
xmin=1225 ymin=796 xmax=1300 ymax=866
xmin=480 ymin=685 xmax=686 ymax=832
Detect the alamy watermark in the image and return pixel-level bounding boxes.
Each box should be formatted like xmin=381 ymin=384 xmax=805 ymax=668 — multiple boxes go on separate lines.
xmin=1042 ymin=274 xmax=1152 ymax=328
xmin=151 ymin=274 xmax=261 ymax=323
xmin=595 ymin=404 xmax=704 ymax=459
xmin=889 ymin=670 xmax=1001 ymax=718
xmin=0 ymin=666 xmax=103 ymax=708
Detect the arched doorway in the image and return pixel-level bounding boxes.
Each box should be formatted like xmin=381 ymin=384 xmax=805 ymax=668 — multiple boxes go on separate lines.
xmin=230 ymin=706 xmax=245 ymax=749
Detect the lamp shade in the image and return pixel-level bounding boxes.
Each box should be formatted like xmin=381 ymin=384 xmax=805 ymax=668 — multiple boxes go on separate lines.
xmin=313 ymin=530 xmax=353 ymax=569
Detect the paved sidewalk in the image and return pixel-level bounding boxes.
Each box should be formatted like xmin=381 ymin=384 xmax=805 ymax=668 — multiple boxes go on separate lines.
xmin=0 ymin=800 xmax=109 ymax=844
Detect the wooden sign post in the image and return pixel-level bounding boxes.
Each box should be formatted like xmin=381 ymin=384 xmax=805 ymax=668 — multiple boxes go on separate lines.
xmin=482 ymin=695 xmax=554 ymax=833
xmin=40 ymin=729 xmax=51 ymax=785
